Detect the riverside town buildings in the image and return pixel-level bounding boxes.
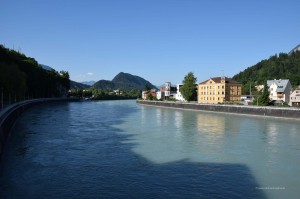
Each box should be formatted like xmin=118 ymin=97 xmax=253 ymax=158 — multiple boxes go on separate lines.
xmin=198 ymin=77 xmax=242 ymax=104
xmin=267 ymin=79 xmax=292 ymax=104
xmin=289 ymin=86 xmax=300 ymax=106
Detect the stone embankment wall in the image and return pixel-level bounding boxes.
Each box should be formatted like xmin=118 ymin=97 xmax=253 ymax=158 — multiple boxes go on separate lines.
xmin=137 ymin=100 xmax=300 ymax=119
xmin=0 ymin=98 xmax=78 ymax=155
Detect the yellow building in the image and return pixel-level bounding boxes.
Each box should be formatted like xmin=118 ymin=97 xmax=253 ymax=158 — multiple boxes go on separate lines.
xmin=198 ymin=77 xmax=242 ymax=104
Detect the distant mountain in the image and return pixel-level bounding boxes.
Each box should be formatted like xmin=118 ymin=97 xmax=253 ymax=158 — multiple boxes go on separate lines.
xmin=289 ymin=44 xmax=300 ymax=55
xmin=80 ymin=80 xmax=96 ymax=86
xmin=93 ymin=72 xmax=156 ymax=90
xmin=39 ymin=64 xmax=53 ymax=71
xmin=70 ymin=80 xmax=91 ymax=89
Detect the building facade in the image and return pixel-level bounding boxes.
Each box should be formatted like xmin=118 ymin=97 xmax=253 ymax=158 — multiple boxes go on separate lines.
xmin=142 ymin=89 xmax=157 ymax=100
xmin=289 ymin=86 xmax=300 ymax=106
xmin=267 ymin=79 xmax=292 ymax=104
xmin=174 ymin=84 xmax=186 ymax=102
xmin=198 ymin=77 xmax=242 ymax=104
xmin=156 ymin=91 xmax=165 ymax=100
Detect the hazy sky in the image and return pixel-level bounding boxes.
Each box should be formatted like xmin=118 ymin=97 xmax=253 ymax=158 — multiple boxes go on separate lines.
xmin=1 ymin=0 xmax=299 ymax=85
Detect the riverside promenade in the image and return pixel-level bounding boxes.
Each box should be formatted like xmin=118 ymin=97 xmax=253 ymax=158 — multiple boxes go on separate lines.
xmin=0 ymin=98 xmax=78 ymax=155
xmin=137 ymin=100 xmax=300 ymax=119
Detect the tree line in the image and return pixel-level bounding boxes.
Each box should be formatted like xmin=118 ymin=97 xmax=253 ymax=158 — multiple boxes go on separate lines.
xmin=232 ymin=51 xmax=300 ymax=95
xmin=70 ymin=87 xmax=141 ymax=100
xmin=0 ymin=45 xmax=70 ymax=105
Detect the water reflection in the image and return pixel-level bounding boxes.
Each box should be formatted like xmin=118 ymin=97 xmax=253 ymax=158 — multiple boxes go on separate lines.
xmin=125 ymin=104 xmax=300 ymax=199
xmin=266 ymin=123 xmax=278 ymax=145
xmin=3 ymin=101 xmax=300 ymax=198
xmin=174 ymin=111 xmax=183 ymax=129
xmin=197 ymin=113 xmax=225 ymax=134
xmin=196 ymin=112 xmax=241 ymax=142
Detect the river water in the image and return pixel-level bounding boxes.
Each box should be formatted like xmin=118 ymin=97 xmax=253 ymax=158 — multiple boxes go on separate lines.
xmin=0 ymin=100 xmax=299 ymax=198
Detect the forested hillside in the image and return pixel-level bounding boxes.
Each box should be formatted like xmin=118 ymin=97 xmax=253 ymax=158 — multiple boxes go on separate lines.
xmin=70 ymin=80 xmax=91 ymax=89
xmin=0 ymin=45 xmax=70 ymax=103
xmin=93 ymin=72 xmax=156 ymax=90
xmin=232 ymin=51 xmax=300 ymax=94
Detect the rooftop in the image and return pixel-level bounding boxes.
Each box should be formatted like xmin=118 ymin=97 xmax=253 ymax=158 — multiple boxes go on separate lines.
xmin=199 ymin=77 xmax=240 ymax=84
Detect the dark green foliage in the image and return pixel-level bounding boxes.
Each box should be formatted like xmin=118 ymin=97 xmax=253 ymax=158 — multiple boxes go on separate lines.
xmin=70 ymin=87 xmax=140 ymax=100
xmin=93 ymin=72 xmax=156 ymax=90
xmin=260 ymin=81 xmax=270 ymax=105
xmin=93 ymin=80 xmax=116 ymax=90
xmin=147 ymin=93 xmax=154 ymax=100
xmin=253 ymin=81 xmax=270 ymax=106
xmin=70 ymin=80 xmax=91 ymax=89
xmin=144 ymin=85 xmax=151 ymax=91
xmin=0 ymin=44 xmax=70 ymax=103
xmin=180 ymin=72 xmax=197 ymax=101
xmin=232 ymin=51 xmax=300 ymax=94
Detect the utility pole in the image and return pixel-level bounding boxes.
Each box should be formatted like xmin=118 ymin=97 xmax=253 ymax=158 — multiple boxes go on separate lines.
xmin=250 ymin=82 xmax=252 ymax=96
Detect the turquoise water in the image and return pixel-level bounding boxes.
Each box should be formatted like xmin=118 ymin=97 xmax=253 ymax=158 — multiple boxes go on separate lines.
xmin=1 ymin=100 xmax=299 ymax=198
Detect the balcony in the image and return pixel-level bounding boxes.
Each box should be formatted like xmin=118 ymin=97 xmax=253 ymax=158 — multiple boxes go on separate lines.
xmin=276 ymin=92 xmax=284 ymax=98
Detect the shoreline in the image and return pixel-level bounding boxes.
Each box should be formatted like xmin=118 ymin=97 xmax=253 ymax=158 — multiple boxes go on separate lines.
xmin=0 ymin=98 xmax=79 ymax=156
xmin=136 ymin=100 xmax=300 ymax=120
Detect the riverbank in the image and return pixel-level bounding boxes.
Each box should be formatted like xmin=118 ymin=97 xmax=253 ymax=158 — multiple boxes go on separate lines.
xmin=0 ymin=98 xmax=79 ymax=155
xmin=137 ymin=100 xmax=300 ymax=119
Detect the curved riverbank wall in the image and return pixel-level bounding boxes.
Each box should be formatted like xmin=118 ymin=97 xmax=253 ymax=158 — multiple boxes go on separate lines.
xmin=137 ymin=100 xmax=300 ymax=119
xmin=0 ymin=98 xmax=78 ymax=156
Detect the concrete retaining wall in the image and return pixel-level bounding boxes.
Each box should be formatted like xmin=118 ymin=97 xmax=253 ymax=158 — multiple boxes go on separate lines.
xmin=137 ymin=100 xmax=300 ymax=119
xmin=0 ymin=98 xmax=78 ymax=156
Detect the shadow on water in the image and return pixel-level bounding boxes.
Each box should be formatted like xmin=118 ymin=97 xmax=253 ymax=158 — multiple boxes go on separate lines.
xmin=0 ymin=101 xmax=266 ymax=199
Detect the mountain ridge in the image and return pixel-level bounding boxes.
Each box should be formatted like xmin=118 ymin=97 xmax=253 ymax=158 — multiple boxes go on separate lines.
xmin=289 ymin=44 xmax=300 ymax=55
xmin=93 ymin=72 xmax=156 ymax=90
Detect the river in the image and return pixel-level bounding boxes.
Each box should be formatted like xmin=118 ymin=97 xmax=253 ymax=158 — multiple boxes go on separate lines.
xmin=0 ymin=100 xmax=299 ymax=198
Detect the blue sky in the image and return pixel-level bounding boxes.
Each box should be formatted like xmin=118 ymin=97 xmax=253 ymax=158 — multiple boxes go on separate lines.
xmin=1 ymin=0 xmax=300 ymax=85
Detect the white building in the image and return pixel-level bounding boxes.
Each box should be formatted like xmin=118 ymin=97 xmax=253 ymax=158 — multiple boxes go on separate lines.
xmin=267 ymin=79 xmax=292 ymax=104
xmin=290 ymin=86 xmax=300 ymax=106
xmin=142 ymin=91 xmax=147 ymax=100
xmin=174 ymin=84 xmax=186 ymax=102
xmin=156 ymin=91 xmax=165 ymax=100
xmin=164 ymin=82 xmax=171 ymax=97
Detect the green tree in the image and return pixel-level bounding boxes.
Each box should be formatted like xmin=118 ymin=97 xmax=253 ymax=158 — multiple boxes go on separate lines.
xmin=144 ymin=85 xmax=151 ymax=91
xmin=147 ymin=92 xmax=154 ymax=100
xmin=254 ymin=81 xmax=270 ymax=106
xmin=259 ymin=81 xmax=270 ymax=105
xmin=180 ymin=72 xmax=197 ymax=102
